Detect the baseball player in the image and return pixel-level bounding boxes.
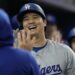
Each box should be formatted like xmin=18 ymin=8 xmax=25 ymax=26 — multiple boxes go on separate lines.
xmin=46 ymin=14 xmax=64 ymax=43
xmin=11 ymin=15 xmax=20 ymax=48
xmin=68 ymin=27 xmax=75 ymax=52
xmin=0 ymin=9 xmax=40 ymax=75
xmin=17 ymin=3 xmax=75 ymax=75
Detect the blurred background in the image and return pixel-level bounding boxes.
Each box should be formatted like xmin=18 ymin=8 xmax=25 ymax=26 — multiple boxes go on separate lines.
xmin=0 ymin=0 xmax=75 ymax=40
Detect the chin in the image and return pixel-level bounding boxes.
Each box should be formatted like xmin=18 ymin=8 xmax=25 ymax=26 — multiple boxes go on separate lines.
xmin=31 ymin=33 xmax=37 ymax=37
xmin=30 ymin=30 xmax=35 ymax=33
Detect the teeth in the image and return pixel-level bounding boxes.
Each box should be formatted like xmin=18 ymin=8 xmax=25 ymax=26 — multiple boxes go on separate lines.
xmin=28 ymin=25 xmax=36 ymax=30
xmin=29 ymin=26 xmax=36 ymax=28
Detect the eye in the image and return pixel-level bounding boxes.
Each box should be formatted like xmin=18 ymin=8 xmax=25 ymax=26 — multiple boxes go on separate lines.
xmin=33 ymin=16 xmax=39 ymax=19
xmin=23 ymin=17 xmax=29 ymax=21
xmin=33 ymin=16 xmax=38 ymax=19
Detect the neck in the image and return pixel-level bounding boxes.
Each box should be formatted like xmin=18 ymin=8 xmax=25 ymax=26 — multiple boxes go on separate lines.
xmin=33 ymin=35 xmax=47 ymax=48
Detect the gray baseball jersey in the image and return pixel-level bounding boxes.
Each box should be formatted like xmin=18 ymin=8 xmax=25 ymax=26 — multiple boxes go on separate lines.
xmin=32 ymin=40 xmax=75 ymax=75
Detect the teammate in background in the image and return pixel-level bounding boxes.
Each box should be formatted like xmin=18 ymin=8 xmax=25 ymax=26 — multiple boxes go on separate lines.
xmin=68 ymin=27 xmax=75 ymax=52
xmin=17 ymin=3 xmax=75 ymax=75
xmin=11 ymin=15 xmax=20 ymax=47
xmin=50 ymin=30 xmax=64 ymax=43
xmin=11 ymin=15 xmax=20 ymax=30
xmin=45 ymin=14 xmax=64 ymax=43
xmin=45 ymin=15 xmax=57 ymax=39
xmin=0 ymin=9 xmax=40 ymax=75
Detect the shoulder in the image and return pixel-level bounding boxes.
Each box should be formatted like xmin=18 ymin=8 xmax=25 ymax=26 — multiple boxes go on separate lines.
xmin=48 ymin=40 xmax=72 ymax=51
xmin=9 ymin=47 xmax=35 ymax=63
xmin=48 ymin=39 xmax=75 ymax=56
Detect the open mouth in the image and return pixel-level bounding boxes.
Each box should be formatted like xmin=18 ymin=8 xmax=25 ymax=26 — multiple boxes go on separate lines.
xmin=28 ymin=25 xmax=37 ymax=30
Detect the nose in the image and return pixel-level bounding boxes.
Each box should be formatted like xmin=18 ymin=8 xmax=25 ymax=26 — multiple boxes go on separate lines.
xmin=28 ymin=18 xmax=34 ymax=24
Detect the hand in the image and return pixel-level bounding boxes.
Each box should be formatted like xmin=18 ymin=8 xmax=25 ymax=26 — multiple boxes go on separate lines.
xmin=17 ymin=29 xmax=36 ymax=51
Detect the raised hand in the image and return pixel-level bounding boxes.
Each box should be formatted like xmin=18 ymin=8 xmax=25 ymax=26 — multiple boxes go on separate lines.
xmin=17 ymin=29 xmax=36 ymax=51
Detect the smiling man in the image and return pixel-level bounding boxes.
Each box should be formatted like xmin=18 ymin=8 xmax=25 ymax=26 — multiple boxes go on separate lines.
xmin=17 ymin=3 xmax=75 ymax=75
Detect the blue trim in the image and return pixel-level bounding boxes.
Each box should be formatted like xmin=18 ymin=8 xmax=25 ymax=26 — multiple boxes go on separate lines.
xmin=33 ymin=41 xmax=47 ymax=52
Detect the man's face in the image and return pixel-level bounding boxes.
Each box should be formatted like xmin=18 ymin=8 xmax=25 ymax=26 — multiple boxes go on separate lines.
xmin=71 ymin=38 xmax=75 ymax=52
xmin=22 ymin=12 xmax=46 ymax=36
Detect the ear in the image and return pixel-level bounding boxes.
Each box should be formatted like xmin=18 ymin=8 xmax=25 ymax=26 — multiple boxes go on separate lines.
xmin=43 ymin=19 xmax=47 ymax=27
